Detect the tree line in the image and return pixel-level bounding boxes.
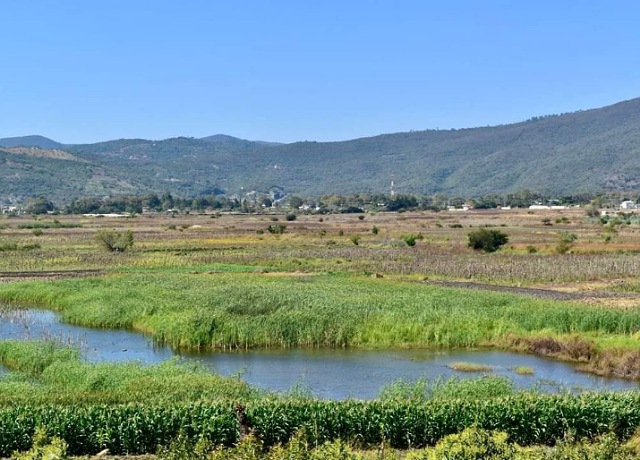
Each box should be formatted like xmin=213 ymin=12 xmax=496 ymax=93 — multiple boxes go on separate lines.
xmin=15 ymin=190 xmax=636 ymax=215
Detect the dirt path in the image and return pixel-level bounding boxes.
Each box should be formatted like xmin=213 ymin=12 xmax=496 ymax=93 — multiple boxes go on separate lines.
xmin=422 ymin=280 xmax=640 ymax=302
xmin=0 ymin=270 xmax=103 ymax=283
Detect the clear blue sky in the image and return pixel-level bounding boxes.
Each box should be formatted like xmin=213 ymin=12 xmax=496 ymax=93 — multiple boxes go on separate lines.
xmin=2 ymin=0 xmax=639 ymax=144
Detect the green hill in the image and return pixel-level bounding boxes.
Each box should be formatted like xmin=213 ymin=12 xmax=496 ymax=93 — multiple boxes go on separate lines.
xmin=2 ymin=97 xmax=640 ymax=203
xmin=0 ymin=135 xmax=64 ymax=150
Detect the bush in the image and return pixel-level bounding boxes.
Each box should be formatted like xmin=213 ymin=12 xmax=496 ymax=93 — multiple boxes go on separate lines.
xmin=556 ymin=232 xmax=577 ymax=254
xmin=13 ymin=426 xmax=68 ymax=460
xmin=467 ymin=229 xmax=509 ymax=253
xmin=402 ymin=233 xmax=424 ymax=247
xmin=95 ymin=230 xmax=134 ymax=252
xmin=266 ymin=224 xmax=286 ymax=234
xmin=469 ymin=228 xmax=509 ymax=252
xmin=285 ymin=213 xmax=297 ymax=221
xmin=585 ymin=205 xmax=601 ymax=218
xmin=428 ymin=427 xmax=515 ymax=460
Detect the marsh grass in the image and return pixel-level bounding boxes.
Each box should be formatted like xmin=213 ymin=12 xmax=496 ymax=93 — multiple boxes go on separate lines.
xmin=513 ymin=366 xmax=534 ymax=375
xmin=379 ymin=375 xmax=515 ymax=402
xmin=1 ymin=273 xmax=639 ymax=356
xmin=448 ymin=362 xmax=494 ymax=372
xmin=0 ymin=340 xmax=259 ymax=405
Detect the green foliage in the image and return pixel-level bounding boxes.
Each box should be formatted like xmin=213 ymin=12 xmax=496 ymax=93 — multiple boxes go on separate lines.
xmin=349 ymin=235 xmax=361 ymax=246
xmin=428 ymin=427 xmax=515 ymax=460
xmin=4 ymin=98 xmax=640 ymax=201
xmin=286 ymin=213 xmax=297 ymax=221
xmin=2 ymin=393 xmax=640 ymax=456
xmin=402 ymin=233 xmax=424 ymax=247
xmin=95 ymin=230 xmax=134 ymax=252
xmin=0 ymin=341 xmax=258 ymax=407
xmin=0 ymin=340 xmax=79 ymax=376
xmin=25 ymin=197 xmax=55 ymax=215
xmin=266 ymin=224 xmax=287 ymax=234
xmin=157 ymin=431 xmax=214 ymax=460
xmin=379 ymin=376 xmax=515 ymax=403
xmin=371 ymin=225 xmax=379 ymax=235
xmin=2 ymin=273 xmax=640 ymax=351
xmin=556 ymin=232 xmax=577 ymax=254
xmin=12 ymin=427 xmax=68 ymax=460
xmin=468 ymin=229 xmax=509 ymax=252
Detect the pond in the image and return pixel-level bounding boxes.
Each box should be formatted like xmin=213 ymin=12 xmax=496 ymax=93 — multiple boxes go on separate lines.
xmin=1 ymin=307 xmax=638 ymax=399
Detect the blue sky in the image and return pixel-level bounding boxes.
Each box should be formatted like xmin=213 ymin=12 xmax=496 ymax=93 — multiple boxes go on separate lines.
xmin=2 ymin=0 xmax=639 ymax=144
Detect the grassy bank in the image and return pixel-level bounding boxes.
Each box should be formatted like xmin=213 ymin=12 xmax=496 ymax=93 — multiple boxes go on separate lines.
xmin=0 ymin=271 xmax=638 ymax=351
xmin=1 ymin=270 xmax=640 ymax=378
xmin=0 ymin=340 xmax=259 ymax=406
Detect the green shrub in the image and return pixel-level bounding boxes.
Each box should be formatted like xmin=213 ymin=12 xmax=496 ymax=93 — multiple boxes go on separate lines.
xmin=95 ymin=230 xmax=134 ymax=252
xmin=468 ymin=229 xmax=509 ymax=253
xmin=429 ymin=427 xmax=515 ymax=460
xmin=402 ymin=233 xmax=424 ymax=247
xmin=556 ymin=232 xmax=577 ymax=254
xmin=266 ymin=224 xmax=287 ymax=234
xmin=13 ymin=427 xmax=68 ymax=460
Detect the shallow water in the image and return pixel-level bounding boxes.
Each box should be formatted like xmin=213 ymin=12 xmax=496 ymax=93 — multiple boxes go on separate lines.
xmin=1 ymin=308 xmax=638 ymax=399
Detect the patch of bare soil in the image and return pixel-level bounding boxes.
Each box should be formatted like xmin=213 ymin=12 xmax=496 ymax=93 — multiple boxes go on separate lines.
xmin=0 ymin=270 xmax=103 ymax=283
xmin=422 ymin=279 xmax=640 ymax=303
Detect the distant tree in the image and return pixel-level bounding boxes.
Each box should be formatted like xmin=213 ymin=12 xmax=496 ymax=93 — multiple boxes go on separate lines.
xmin=143 ymin=194 xmax=162 ymax=211
xmin=386 ymin=195 xmax=418 ymax=212
xmin=260 ymin=197 xmax=273 ymax=208
xmin=585 ymin=205 xmax=600 ymax=218
xmin=341 ymin=206 xmax=364 ymax=214
xmin=468 ymin=229 xmax=509 ymax=253
xmin=288 ymin=196 xmax=304 ymax=209
xmin=96 ymin=230 xmax=134 ymax=252
xmin=27 ymin=197 xmax=54 ymax=215
xmin=161 ymin=193 xmax=175 ymax=211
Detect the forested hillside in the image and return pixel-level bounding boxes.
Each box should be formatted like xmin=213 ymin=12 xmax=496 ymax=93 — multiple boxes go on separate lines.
xmin=1 ymin=97 xmax=639 ymax=203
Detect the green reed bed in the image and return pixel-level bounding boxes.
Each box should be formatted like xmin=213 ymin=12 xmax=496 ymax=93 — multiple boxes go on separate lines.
xmin=0 ymin=272 xmax=638 ymax=352
xmin=0 ymin=341 xmax=259 ymax=406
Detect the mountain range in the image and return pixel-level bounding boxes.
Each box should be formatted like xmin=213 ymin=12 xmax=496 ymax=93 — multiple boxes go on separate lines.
xmin=2 ymin=97 xmax=640 ymax=203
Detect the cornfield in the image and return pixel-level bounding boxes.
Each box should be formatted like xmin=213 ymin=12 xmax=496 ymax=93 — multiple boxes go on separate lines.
xmin=2 ymin=394 xmax=640 ymax=456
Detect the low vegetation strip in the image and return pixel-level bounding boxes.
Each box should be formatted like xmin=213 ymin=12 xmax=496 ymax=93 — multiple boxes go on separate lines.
xmin=0 ymin=272 xmax=638 ymax=353
xmin=1 ymin=394 xmax=640 ymax=456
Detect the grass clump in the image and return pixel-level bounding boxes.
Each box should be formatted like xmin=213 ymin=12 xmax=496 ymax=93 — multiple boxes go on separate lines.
xmin=379 ymin=376 xmax=515 ymax=402
xmin=513 ymin=366 xmax=534 ymax=375
xmin=448 ymin=362 xmax=493 ymax=372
